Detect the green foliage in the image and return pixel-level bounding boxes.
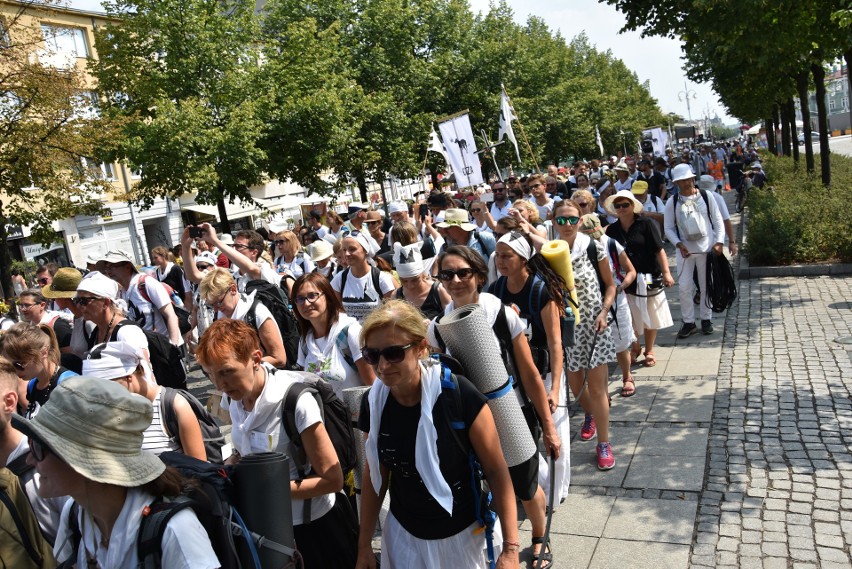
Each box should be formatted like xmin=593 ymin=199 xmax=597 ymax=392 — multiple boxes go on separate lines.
xmin=745 ymin=154 xmax=852 ymax=265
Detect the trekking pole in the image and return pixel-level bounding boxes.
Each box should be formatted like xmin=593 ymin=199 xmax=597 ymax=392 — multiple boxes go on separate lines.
xmin=535 ymin=450 xmax=557 ymax=569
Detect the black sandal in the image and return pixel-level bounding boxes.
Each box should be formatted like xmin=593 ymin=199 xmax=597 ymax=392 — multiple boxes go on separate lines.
xmin=531 ymin=536 xmax=553 ymax=569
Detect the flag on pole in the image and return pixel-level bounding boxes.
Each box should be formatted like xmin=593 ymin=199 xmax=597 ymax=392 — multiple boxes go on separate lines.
xmin=427 ymin=124 xmax=450 ymax=166
xmin=595 ymin=125 xmax=605 ymax=157
xmin=498 ymin=85 xmax=521 ymax=163
xmin=438 ymin=112 xmax=484 ymax=188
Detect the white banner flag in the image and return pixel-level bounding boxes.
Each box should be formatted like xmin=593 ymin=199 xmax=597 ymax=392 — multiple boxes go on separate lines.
xmin=438 ymin=113 xmax=484 ymax=188
xmin=595 ymin=125 xmax=605 ymax=157
xmin=642 ymin=127 xmax=668 ymax=157
xmin=427 ymin=124 xmax=450 ymax=166
xmin=497 ymin=85 xmax=521 ymax=163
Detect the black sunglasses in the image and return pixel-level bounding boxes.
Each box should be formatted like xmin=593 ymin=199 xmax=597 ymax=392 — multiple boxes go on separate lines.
xmin=361 ymin=343 xmax=415 ymax=366
xmin=73 ymin=297 xmax=100 ymax=306
xmin=555 ymin=216 xmax=581 ymax=226
xmin=37 ymin=278 xmax=50 ymax=285
xmin=613 ymin=202 xmax=633 ymax=210
xmin=437 ymin=268 xmax=476 ymax=282
xmin=28 ymin=437 xmax=49 ymax=462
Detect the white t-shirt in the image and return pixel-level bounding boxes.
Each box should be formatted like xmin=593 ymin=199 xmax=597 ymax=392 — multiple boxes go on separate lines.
xmin=297 ymin=315 xmax=364 ymax=397
xmin=427 ymin=292 xmax=525 ymax=351
xmin=528 ymin=197 xmax=554 ymax=221
xmin=636 ymin=194 xmax=664 ymax=214
xmin=490 ymin=201 xmax=512 ymax=221
xmin=225 ymin=365 xmax=335 ymax=525
xmin=55 ymin=488 xmax=219 ymax=569
xmin=124 ymin=274 xmax=172 ymax=339
xmin=710 ymin=190 xmax=731 ymax=221
xmin=218 ymin=291 xmax=283 ymax=346
xmin=274 ymin=252 xmax=315 ymax=280
xmin=331 ymin=268 xmax=395 ymax=324
xmin=235 ymin=260 xmax=279 ymax=293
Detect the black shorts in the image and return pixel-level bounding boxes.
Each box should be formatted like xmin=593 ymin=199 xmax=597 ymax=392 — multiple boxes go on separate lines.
xmin=508 ymin=453 xmax=539 ymax=501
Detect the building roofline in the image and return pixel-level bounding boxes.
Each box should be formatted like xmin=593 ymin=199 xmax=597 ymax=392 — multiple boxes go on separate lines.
xmin=1 ymin=0 xmax=114 ymax=20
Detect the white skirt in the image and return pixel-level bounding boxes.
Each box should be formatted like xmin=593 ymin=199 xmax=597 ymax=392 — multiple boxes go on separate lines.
xmin=626 ymin=290 xmax=674 ymax=334
xmin=537 ymin=374 xmax=571 ymax=505
xmin=382 ymin=512 xmax=503 ymax=569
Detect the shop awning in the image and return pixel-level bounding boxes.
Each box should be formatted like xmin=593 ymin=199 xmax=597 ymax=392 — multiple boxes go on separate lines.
xmin=181 ymin=201 xmax=261 ymax=219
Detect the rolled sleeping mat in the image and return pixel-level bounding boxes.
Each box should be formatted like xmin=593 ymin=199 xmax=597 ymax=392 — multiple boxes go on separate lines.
xmin=232 ymin=452 xmax=295 ymax=568
xmin=342 ymin=386 xmax=371 ymax=493
xmin=540 ymin=240 xmax=581 ymax=324
xmin=435 ymin=304 xmax=536 ymax=467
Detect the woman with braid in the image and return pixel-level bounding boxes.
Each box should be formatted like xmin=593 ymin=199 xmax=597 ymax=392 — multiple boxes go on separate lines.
xmin=487 ymin=231 xmax=572 ymax=517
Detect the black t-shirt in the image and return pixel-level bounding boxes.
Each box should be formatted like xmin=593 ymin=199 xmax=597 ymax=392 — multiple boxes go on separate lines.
xmin=487 ymin=274 xmax=552 ymax=349
xmin=358 ymin=375 xmax=487 ymax=539
xmin=639 ymin=171 xmax=667 ymax=198
xmin=395 ymin=281 xmax=444 ymax=321
xmin=51 ymin=316 xmax=72 ymax=349
xmin=157 ymin=265 xmax=186 ymax=297
xmin=605 ymin=218 xmax=664 ymax=289
xmin=26 ymin=365 xmax=73 ymax=416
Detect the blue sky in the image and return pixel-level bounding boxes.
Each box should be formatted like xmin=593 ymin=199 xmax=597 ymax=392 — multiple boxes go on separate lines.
xmin=67 ymin=0 xmax=735 ymax=124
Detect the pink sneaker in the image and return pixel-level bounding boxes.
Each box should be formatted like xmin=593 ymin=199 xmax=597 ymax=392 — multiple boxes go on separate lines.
xmin=597 ymin=442 xmax=615 ymax=470
xmin=580 ymin=415 xmax=596 ymax=441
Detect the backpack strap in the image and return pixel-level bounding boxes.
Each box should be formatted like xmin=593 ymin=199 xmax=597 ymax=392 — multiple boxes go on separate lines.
xmin=281 ymin=381 xmax=320 ymax=523
xmin=370 ymin=267 xmax=381 ymax=297
xmin=58 ymin=502 xmax=82 ymax=569
xmin=699 ymin=189 xmax=715 ymax=230
xmin=137 ymin=496 xmax=194 ymax=569
xmin=160 ymin=387 xmax=179 ymax=442
xmin=137 ymin=274 xmax=152 ymax=304
xmin=244 ymin=298 xmax=260 ymax=331
xmin=0 ymin=485 xmax=44 ymax=566
xmin=335 ymin=323 xmax=355 ymax=369
xmin=340 ymin=267 xmax=350 ymax=293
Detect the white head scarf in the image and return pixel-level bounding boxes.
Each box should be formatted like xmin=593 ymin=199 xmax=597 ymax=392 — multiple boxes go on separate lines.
xmin=393 ymin=242 xmax=424 ymax=278
xmin=497 ymin=231 xmax=535 ymax=261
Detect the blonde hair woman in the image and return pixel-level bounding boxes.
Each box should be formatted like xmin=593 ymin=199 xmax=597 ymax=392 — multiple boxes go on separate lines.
xmin=511 ymin=200 xmax=547 ymax=237
xmin=274 ymin=230 xmax=314 ymax=280
xmin=355 ymin=300 xmax=520 ymax=569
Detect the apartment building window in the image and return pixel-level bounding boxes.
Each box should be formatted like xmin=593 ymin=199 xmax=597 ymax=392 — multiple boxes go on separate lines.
xmin=843 ymin=97 xmax=850 ymax=110
xmin=79 ymin=158 xmax=115 ymax=182
xmin=73 ymin=90 xmax=100 ymax=120
xmin=829 ymin=99 xmax=837 ymax=111
xmin=40 ymin=24 xmax=89 ymax=58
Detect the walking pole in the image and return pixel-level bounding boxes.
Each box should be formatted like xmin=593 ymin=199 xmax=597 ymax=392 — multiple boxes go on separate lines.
xmin=535 ymin=450 xmax=557 ymax=569
xmin=502 ymin=85 xmax=542 ymax=175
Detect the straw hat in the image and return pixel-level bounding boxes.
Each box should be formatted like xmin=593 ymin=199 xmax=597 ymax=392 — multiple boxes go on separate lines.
xmin=604 ymin=190 xmax=644 ymax=215
xmin=12 ymin=375 xmax=165 ymax=487
xmin=436 ymin=208 xmax=476 ymax=232
xmin=307 ymin=240 xmax=333 ymax=263
xmin=612 ymin=161 xmax=630 ymax=173
xmin=41 ymin=267 xmax=83 ymax=299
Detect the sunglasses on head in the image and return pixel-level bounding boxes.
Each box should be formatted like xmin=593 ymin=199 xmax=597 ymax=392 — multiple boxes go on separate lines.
xmin=28 ymin=437 xmax=49 ymax=462
xmin=555 ymin=216 xmax=581 ymax=226
xmin=437 ymin=268 xmax=476 ymax=282
xmin=361 ymin=343 xmax=415 ymax=366
xmin=613 ymin=202 xmax=633 ymax=210
xmin=12 ymin=360 xmax=26 ymax=371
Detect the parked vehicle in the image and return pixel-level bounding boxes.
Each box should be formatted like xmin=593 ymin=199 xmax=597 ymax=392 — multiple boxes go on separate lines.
xmin=798 ymin=131 xmax=831 ymax=144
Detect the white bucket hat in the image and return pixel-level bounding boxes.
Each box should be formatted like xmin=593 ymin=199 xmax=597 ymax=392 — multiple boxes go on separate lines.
xmin=604 ymin=190 xmax=644 ymax=215
xmin=696 ymin=175 xmax=716 ymax=192
xmin=12 ymin=375 xmax=165 ymax=487
xmin=671 ymin=163 xmax=696 ymax=182
xmin=76 ymin=271 xmax=119 ymax=300
xmin=436 ymin=208 xmax=476 ymax=232
xmin=307 ymin=239 xmax=333 ymax=263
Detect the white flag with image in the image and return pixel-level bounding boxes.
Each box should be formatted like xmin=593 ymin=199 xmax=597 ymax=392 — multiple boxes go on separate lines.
xmin=427 ymin=124 xmax=450 ymax=166
xmin=438 ymin=113 xmax=484 ymax=188
xmin=497 ymin=85 xmax=521 ymax=163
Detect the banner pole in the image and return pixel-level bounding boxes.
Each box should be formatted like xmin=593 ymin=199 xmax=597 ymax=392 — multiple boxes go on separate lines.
xmin=503 ymin=86 xmax=541 ymax=175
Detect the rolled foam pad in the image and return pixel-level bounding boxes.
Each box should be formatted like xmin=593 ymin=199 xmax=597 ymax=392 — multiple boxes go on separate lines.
xmin=435 ymin=304 xmax=536 ymax=466
xmin=343 ymin=386 xmax=371 ymax=491
xmin=540 ymin=239 xmax=581 ymax=324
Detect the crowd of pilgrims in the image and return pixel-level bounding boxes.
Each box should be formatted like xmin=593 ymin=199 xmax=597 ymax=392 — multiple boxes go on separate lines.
xmin=0 ymin=151 xmax=747 ymax=568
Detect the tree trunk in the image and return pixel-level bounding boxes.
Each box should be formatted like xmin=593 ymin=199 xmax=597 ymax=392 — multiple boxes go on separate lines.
xmin=216 ymin=201 xmax=231 ymax=237
xmin=787 ymin=98 xmax=799 ymax=162
xmin=797 ymin=70 xmax=815 ymax=173
xmin=765 ymin=114 xmax=776 ymax=155
xmin=780 ymin=101 xmax=792 ymax=156
xmin=846 ymin=48 xmax=852 ymax=136
xmin=0 ymin=201 xmax=16 ymax=319
xmin=773 ymin=103 xmax=782 ymax=155
xmin=812 ymin=62 xmax=831 ymax=186
xmin=356 ymin=174 xmax=368 ymax=203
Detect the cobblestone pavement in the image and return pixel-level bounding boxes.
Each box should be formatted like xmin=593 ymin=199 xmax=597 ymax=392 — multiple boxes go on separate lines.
xmin=692 ymin=274 xmax=852 ymax=569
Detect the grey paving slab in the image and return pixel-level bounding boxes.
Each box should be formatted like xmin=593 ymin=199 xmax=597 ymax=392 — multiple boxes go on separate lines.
xmin=607 ymin=381 xmax=659 ymax=422
xmin=602 ymin=497 xmax=698 ymax=544
xmin=518 ymin=529 xmax=597 ymax=569
xmin=634 ymin=426 xmax=709 ymax=457
xmin=647 ymin=394 xmax=714 ymax=422
xmin=570 ymin=426 xmax=641 ymax=487
xmin=548 ymin=494 xmax=616 ymax=538
xmin=624 ymin=453 xmax=707 ymax=491
xmin=589 ymin=538 xmax=691 ymax=569
xmin=655 ymin=378 xmax=717 ymax=398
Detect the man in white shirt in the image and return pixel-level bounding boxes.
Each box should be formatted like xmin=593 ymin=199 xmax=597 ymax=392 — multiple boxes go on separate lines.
xmin=489 ymin=180 xmax=512 ymax=221
xmin=664 ymin=164 xmax=725 ymax=338
xmin=307 ymin=210 xmax=329 ymax=239
xmin=527 ymin=174 xmax=554 ymax=220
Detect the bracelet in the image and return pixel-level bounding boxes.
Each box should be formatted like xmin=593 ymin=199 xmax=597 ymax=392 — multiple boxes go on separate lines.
xmin=502 ymin=540 xmax=521 ymax=553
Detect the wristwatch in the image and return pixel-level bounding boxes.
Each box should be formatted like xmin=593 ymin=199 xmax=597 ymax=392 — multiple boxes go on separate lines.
xmin=615 ymin=284 xmax=623 ymax=294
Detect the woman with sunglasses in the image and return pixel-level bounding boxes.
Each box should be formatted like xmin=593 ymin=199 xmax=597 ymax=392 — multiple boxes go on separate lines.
xmin=274 ymin=230 xmax=315 ymax=281
xmin=1 ymin=322 xmax=78 ymax=418
xmin=13 ymin=376 xmax=220 ymax=568
xmin=603 ymin=190 xmax=674 ymax=369
xmin=197 ymin=319 xmax=358 ymax=568
xmin=427 ymin=246 xmax=560 ymax=567
xmin=75 ymin=272 xmax=150 ymax=357
xmin=331 ymin=232 xmax=395 ymax=324
xmin=292 ymin=272 xmax=376 ymax=396
xmin=17 ymin=290 xmax=73 ymax=354
xmin=468 ymin=200 xmax=494 ymax=234
xmin=198 ymin=268 xmax=288 ymax=369
xmin=570 ymin=189 xmax=597 ymax=220
xmin=392 ymin=242 xmax=450 ymax=321
xmin=151 ymin=246 xmax=191 ymax=309
xmin=551 ymin=200 xmax=617 ymax=470
xmin=356 ymin=300 xmax=520 ymax=569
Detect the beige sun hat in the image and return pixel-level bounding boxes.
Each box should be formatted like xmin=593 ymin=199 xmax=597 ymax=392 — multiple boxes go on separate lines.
xmin=11 ymin=375 xmax=165 ymax=487
xmin=307 ymin=239 xmax=333 ymax=263
xmin=41 ymin=267 xmax=83 ymax=299
xmin=604 ymin=189 xmax=644 ymax=215
xmin=436 ymin=208 xmax=476 ymax=232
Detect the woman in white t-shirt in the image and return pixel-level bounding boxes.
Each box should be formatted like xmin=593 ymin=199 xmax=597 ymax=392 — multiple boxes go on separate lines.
xmin=293 ymin=273 xmax=375 ymax=396
xmin=197 ymin=319 xmax=358 ymax=569
xmin=274 ymin=230 xmax=315 ymax=281
xmin=75 ymin=271 xmax=150 ymax=357
xmin=199 ymin=268 xmax=288 ymax=369
xmin=331 ymin=231 xmax=395 ymax=324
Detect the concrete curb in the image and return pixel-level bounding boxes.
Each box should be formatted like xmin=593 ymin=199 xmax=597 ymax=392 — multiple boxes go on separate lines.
xmin=738 ymin=204 xmax=852 ymax=279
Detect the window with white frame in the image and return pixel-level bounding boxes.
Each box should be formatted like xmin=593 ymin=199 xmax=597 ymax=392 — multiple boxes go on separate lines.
xmin=72 ymin=90 xmax=100 ymax=120
xmin=40 ymin=24 xmax=89 ymax=58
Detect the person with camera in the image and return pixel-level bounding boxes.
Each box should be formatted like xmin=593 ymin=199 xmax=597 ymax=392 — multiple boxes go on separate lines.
xmin=183 ymin=224 xmax=278 ymax=292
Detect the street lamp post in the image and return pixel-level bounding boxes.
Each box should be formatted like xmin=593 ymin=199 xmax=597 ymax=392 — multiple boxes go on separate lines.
xmin=678 ymin=81 xmax=697 ymax=123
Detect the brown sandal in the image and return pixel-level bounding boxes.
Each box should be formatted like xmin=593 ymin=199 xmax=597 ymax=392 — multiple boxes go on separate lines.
xmin=620 ymin=377 xmax=636 ymax=397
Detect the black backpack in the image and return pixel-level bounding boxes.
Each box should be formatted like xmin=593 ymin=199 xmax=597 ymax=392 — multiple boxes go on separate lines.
xmin=243 ymin=279 xmax=300 ymax=371
xmin=281 ymin=371 xmax=356 ymax=521
xmin=58 ymin=452 xmax=295 ymax=569
xmin=705 ymin=252 xmax=737 ymax=313
xmin=86 ymin=321 xmax=187 ymax=390
xmin=160 ymin=387 xmax=225 ymax=464
xmin=338 ymin=266 xmax=381 ymax=298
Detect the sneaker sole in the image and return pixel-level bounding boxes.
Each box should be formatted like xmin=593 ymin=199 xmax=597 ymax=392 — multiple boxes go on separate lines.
xmin=597 ymin=461 xmax=615 ymax=471
xmin=580 ymin=432 xmax=596 ymax=442
xmin=677 ymin=328 xmax=699 ymax=339
xmin=702 ymin=328 xmax=714 ymax=335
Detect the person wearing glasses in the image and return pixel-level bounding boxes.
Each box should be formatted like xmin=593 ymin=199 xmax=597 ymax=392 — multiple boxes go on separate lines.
xmin=76 ymin=271 xmax=150 ymax=357
xmin=1 ymin=322 xmax=78 ymax=419
xmin=198 ymin=268 xmax=288 ymax=369
xmin=426 ymin=246 xmax=560 ymax=566
xmin=190 ymin=223 xmax=278 ymax=292
xmin=273 ymin=230 xmax=315 ymax=282
xmin=356 ymin=300 xmax=521 ymax=569
xmin=488 ymin=180 xmax=512 ymax=222
xmin=197 ymin=319 xmax=358 ymax=569
xmin=551 ymin=200 xmax=617 ymax=470
xmin=12 ymin=375 xmax=220 ymax=569
xmin=41 ymin=267 xmax=94 ymax=373
xmin=34 ymin=264 xmax=63 ymax=315
xmin=392 ymin=242 xmax=450 ymax=321
xmin=16 ymin=290 xmax=73 ymax=356
xmin=570 ymin=189 xmax=597 ymax=220
xmin=468 ymin=200 xmax=493 ymax=234
xmin=292 ymin=273 xmax=375 ymax=397
xmin=526 ymin=174 xmax=555 ymax=222
xmin=509 ymin=200 xmax=547 ymax=238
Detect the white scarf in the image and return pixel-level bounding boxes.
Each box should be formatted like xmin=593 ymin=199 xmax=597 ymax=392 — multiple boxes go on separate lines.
xmin=366 ymin=361 xmax=453 ymax=515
